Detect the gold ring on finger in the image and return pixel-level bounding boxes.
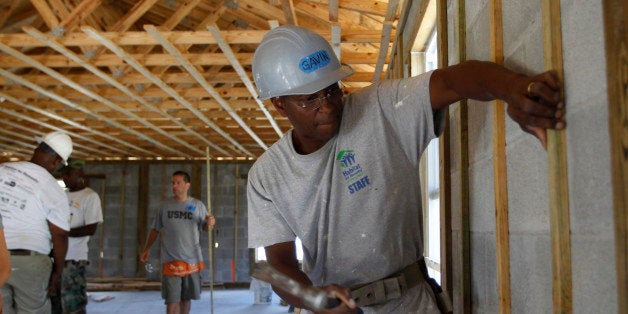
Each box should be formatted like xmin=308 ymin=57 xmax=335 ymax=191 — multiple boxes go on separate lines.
xmin=527 ymin=82 xmax=535 ymax=96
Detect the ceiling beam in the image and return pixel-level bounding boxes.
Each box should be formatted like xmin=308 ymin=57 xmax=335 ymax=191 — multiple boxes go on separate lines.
xmin=0 ymin=30 xmax=392 ymax=48
xmin=207 ymin=24 xmax=283 ymax=137
xmin=0 ymin=69 xmax=161 ymax=157
xmin=0 ymin=0 xmax=19 ymax=30
xmin=108 ymin=0 xmax=159 ymax=31
xmin=82 ymin=26 xmax=254 ymax=157
xmin=0 ymin=39 xmax=199 ymax=158
xmin=0 ymin=49 xmax=382 ymax=68
xmin=24 ymin=28 xmax=231 ymax=156
xmin=0 ymin=120 xmax=116 ymax=157
xmin=146 ymin=25 xmax=271 ymax=151
xmin=30 ymin=0 xmax=60 ymax=29
xmin=329 ymin=0 xmax=338 ymax=21
xmin=55 ymin=0 xmax=103 ymax=35
xmin=281 ymin=0 xmax=298 ymax=25
xmin=0 ymin=71 xmax=375 ymax=87
xmin=372 ymin=0 xmax=399 ymax=83
xmin=0 ymin=99 xmax=136 ymax=157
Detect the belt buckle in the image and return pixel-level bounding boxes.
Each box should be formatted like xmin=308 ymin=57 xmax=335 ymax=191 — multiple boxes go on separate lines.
xmin=352 ymin=280 xmax=386 ymax=307
xmin=383 ymin=275 xmax=406 ymax=299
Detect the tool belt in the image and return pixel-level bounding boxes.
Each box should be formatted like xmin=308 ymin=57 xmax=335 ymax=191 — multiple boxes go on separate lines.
xmin=350 ymin=258 xmax=453 ymax=313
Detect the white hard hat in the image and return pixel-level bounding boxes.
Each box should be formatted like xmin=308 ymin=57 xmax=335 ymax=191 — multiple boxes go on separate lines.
xmin=38 ymin=131 xmax=73 ymax=165
xmin=252 ymin=25 xmax=354 ymax=100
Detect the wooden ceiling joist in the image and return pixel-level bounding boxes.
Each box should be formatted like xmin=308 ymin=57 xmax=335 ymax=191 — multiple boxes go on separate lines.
xmin=146 ymin=24 xmax=270 ymax=150
xmin=281 ymin=0 xmax=298 ymax=25
xmin=206 ymin=24 xmax=283 ymax=137
xmin=29 ymin=0 xmax=59 ymax=29
xmin=0 ymin=0 xmax=402 ymax=161
xmin=0 ymin=39 xmax=199 ymax=158
xmin=55 ymin=0 xmax=103 ymax=35
xmin=0 ymin=70 xmax=162 ymax=157
xmin=0 ymin=29 xmax=391 ymax=48
xmin=0 ymin=104 xmax=135 ymax=157
xmin=81 ymin=26 xmax=254 ymax=157
xmin=22 ymin=26 xmax=231 ymax=157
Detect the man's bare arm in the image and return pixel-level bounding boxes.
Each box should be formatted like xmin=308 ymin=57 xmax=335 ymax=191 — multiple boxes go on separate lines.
xmin=430 ymin=60 xmax=565 ymax=147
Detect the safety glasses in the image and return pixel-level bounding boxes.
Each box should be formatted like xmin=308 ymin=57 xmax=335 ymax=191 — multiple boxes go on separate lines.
xmin=290 ymin=85 xmax=344 ymax=111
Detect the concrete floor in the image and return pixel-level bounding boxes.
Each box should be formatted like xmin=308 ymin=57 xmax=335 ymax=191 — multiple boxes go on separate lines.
xmin=86 ymin=289 xmax=290 ymax=314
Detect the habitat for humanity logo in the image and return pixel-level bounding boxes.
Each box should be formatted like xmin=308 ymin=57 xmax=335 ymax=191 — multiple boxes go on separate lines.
xmin=336 ymin=150 xmax=370 ymax=194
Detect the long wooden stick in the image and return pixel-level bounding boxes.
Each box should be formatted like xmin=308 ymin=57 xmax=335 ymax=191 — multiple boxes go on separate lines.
xmin=233 ymin=161 xmax=239 ymax=282
xmin=436 ymin=0 xmax=452 ymax=297
xmin=602 ymin=1 xmax=627 ymax=312
xmin=541 ymin=1 xmax=572 ymax=312
xmin=489 ymin=1 xmax=511 ymax=313
xmin=98 ymin=175 xmax=107 ymax=278
xmin=206 ymin=147 xmax=214 ymax=314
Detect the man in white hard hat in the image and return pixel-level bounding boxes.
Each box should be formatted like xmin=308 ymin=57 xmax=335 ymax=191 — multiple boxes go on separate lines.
xmin=247 ymin=26 xmax=565 ymax=314
xmin=0 ymin=131 xmax=73 ymax=313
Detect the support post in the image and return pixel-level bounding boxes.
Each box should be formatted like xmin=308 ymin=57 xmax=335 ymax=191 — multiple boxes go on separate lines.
xmin=542 ymin=1 xmax=572 ymax=312
xmin=206 ymin=147 xmax=214 ymax=314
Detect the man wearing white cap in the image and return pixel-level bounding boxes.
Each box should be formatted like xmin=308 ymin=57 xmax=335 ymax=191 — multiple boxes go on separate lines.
xmin=0 ymin=131 xmax=73 ymax=314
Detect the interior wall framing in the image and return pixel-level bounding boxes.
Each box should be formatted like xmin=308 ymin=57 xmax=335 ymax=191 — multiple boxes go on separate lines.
xmin=440 ymin=0 xmax=618 ymax=313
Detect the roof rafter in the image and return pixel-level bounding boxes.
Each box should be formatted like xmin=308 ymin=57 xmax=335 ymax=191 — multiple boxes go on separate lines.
xmin=81 ymin=26 xmax=255 ymax=157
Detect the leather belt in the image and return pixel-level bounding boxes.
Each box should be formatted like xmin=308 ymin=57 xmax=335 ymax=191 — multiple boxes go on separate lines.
xmin=350 ymin=260 xmax=424 ymax=307
xmin=9 ymin=249 xmax=38 ymax=256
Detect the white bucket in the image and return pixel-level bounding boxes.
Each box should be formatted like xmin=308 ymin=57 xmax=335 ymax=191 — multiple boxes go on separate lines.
xmin=250 ymin=278 xmax=272 ymax=304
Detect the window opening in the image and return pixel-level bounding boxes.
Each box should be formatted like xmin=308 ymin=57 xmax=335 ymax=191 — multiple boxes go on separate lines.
xmin=412 ymin=30 xmax=442 ymax=284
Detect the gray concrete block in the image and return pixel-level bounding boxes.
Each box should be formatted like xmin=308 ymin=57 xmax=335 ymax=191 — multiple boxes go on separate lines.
xmin=502 ymin=1 xmax=543 ymax=68
xmin=571 ymin=235 xmax=617 ymax=313
xmin=507 ymin=139 xmax=550 ymax=233
xmin=465 ymin=3 xmax=490 ymax=61
xmin=449 ymin=105 xmax=462 ymax=171
xmin=450 ymin=169 xmax=462 ymax=231
xmin=567 ymin=99 xmax=613 ymax=236
xmin=561 ymin=0 xmax=607 ymax=112
xmin=509 ymin=235 xmax=552 ymax=313
xmin=465 ymin=0 xmax=489 ymax=33
xmin=467 ymin=99 xmax=493 ymax=162
xmin=470 ymin=232 xmax=497 ymax=313
xmin=469 ymin=158 xmax=495 ymax=232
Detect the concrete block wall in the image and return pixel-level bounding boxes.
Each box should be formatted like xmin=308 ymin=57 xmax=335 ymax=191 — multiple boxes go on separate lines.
xmin=447 ymin=0 xmax=616 ymax=312
xmin=81 ymin=161 xmax=253 ymax=284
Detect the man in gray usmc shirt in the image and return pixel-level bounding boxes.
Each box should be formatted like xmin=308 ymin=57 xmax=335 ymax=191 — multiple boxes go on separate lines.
xmin=247 ymin=26 xmax=565 ymax=314
xmin=140 ymin=171 xmax=215 ymax=314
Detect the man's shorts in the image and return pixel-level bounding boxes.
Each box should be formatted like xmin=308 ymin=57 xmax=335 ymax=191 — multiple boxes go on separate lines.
xmin=161 ymin=272 xmax=202 ymax=303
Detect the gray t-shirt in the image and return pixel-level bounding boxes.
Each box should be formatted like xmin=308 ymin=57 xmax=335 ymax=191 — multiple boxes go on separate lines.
xmin=248 ymin=71 xmax=444 ymax=292
xmin=152 ymin=197 xmax=208 ymax=265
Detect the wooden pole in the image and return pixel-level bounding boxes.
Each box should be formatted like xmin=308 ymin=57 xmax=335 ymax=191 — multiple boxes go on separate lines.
xmin=117 ymin=162 xmax=127 ymax=277
xmin=233 ymin=161 xmax=239 ymax=282
xmin=136 ymin=162 xmax=149 ymax=278
xmin=206 ymin=147 xmax=214 ymax=314
xmin=602 ymin=0 xmax=627 ymax=312
xmin=456 ymin=0 xmax=471 ymax=311
xmin=436 ymin=0 xmax=452 ymax=299
xmin=541 ymin=0 xmax=572 ymax=312
xmin=97 ymin=176 xmax=107 ymax=278
xmin=489 ymin=0 xmax=511 ymax=313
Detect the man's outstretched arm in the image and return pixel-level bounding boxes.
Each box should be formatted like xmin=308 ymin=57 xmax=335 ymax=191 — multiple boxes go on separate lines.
xmin=430 ymin=60 xmax=565 ymax=147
